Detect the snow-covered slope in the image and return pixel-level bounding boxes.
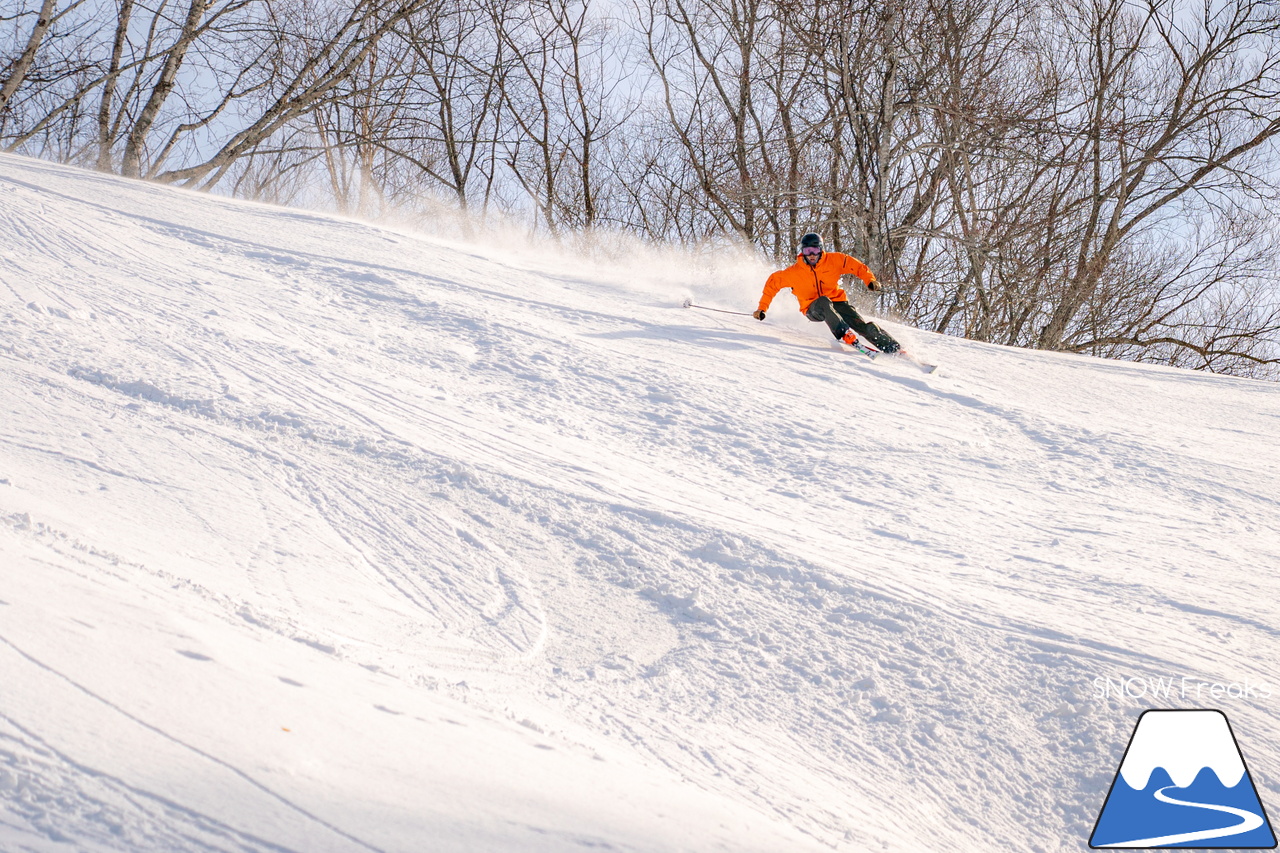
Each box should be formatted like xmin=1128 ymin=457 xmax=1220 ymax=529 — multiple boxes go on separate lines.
xmin=2 ymin=153 xmax=1279 ymax=852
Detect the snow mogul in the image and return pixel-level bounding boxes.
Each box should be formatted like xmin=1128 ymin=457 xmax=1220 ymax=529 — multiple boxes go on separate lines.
xmin=752 ymin=232 xmax=901 ymax=354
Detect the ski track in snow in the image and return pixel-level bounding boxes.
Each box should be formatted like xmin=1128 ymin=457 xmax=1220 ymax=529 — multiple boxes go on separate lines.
xmin=2 ymin=155 xmax=1280 ymax=851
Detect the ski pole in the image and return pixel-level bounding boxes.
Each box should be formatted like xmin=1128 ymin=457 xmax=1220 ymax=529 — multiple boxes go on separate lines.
xmin=681 ymin=298 xmax=754 ymax=316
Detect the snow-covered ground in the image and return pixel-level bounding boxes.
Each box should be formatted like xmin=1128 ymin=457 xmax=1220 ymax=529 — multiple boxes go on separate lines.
xmin=2 ymin=153 xmax=1279 ymax=852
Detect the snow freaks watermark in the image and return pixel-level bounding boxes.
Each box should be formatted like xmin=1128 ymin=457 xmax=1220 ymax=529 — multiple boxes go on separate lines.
xmin=1092 ymin=675 xmax=1274 ymax=703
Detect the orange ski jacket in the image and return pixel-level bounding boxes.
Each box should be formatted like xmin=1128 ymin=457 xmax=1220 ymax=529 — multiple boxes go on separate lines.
xmin=757 ymin=252 xmax=877 ymax=314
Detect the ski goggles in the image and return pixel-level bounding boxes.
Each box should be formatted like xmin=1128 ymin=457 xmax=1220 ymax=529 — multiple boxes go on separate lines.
xmin=800 ymin=247 xmax=823 ymax=257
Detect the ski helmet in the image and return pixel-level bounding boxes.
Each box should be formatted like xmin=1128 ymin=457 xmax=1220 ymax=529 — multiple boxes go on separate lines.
xmin=799 ymin=233 xmax=823 ymax=252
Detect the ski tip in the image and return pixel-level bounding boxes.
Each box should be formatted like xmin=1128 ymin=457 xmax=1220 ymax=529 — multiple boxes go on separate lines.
xmin=895 ymin=349 xmax=938 ymax=374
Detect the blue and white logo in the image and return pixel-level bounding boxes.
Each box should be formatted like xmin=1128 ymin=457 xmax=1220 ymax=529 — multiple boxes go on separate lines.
xmin=1091 ymin=709 xmax=1276 ymax=848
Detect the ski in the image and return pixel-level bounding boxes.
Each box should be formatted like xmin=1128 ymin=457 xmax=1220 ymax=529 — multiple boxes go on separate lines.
xmin=846 ymin=336 xmax=879 ymax=360
xmin=854 ymin=343 xmax=937 ymax=373
xmin=679 ymin=296 xmax=936 ymax=371
xmin=896 ymin=350 xmax=939 ymax=374
xmin=859 ymin=337 xmax=939 ymax=373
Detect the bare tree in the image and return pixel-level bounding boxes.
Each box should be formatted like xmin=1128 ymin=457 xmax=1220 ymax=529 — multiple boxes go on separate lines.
xmin=119 ymin=0 xmax=208 ymax=176
xmin=639 ymin=0 xmax=782 ymax=244
xmin=388 ymin=0 xmax=510 ymax=215
xmin=156 ymin=0 xmax=428 ymax=188
xmin=93 ymin=0 xmax=131 ymax=170
xmin=0 ymin=0 xmax=105 ymax=153
xmin=3 ymin=0 xmax=1277 ymax=375
xmin=494 ymin=0 xmax=622 ymax=236
xmin=0 ymin=0 xmax=59 ymax=110
xmin=1033 ymin=0 xmax=1280 ymax=352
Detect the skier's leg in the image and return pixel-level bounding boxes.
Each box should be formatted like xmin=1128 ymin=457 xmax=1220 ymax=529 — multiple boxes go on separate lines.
xmin=831 ymin=300 xmax=900 ymax=353
xmin=805 ymin=296 xmax=849 ymax=341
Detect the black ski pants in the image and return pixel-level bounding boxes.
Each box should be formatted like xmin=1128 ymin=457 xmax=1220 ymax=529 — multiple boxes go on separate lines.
xmin=805 ymin=296 xmax=899 ymax=353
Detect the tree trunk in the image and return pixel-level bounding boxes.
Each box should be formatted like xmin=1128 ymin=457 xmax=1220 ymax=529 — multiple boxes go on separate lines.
xmin=121 ymin=0 xmax=208 ymax=178
xmin=96 ymin=0 xmax=135 ymax=171
xmin=0 ymin=0 xmax=59 ymax=112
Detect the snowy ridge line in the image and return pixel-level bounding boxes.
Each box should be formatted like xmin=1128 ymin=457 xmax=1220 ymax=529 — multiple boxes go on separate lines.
xmin=0 ymin=508 xmax=353 ymax=669
xmin=0 ymin=435 xmax=173 ymax=488
xmin=0 ymin=713 xmax=300 ymax=853
xmin=0 ymin=635 xmax=389 ymax=853
xmin=61 ymin=363 xmax=430 ymax=466
xmin=0 ymin=164 xmax=655 ymax=316
xmin=68 ymin=366 xmax=223 ymax=415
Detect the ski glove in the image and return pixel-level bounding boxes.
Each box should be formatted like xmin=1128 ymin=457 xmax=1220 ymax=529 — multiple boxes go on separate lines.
xmin=866 ymin=280 xmax=882 ymax=292
xmin=753 ymin=309 xmax=766 ymax=320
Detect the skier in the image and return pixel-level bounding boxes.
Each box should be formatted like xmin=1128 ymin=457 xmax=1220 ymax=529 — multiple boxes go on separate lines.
xmin=752 ymin=233 xmax=901 ymax=354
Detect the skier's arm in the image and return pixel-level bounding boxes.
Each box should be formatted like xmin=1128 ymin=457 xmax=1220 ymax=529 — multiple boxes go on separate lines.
xmin=757 ymin=272 xmax=786 ymax=314
xmin=838 ymin=254 xmax=879 ymax=290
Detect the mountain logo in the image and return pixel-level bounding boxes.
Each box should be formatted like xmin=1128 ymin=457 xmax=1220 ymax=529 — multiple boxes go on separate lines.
xmin=1091 ymin=709 xmax=1276 ymax=848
